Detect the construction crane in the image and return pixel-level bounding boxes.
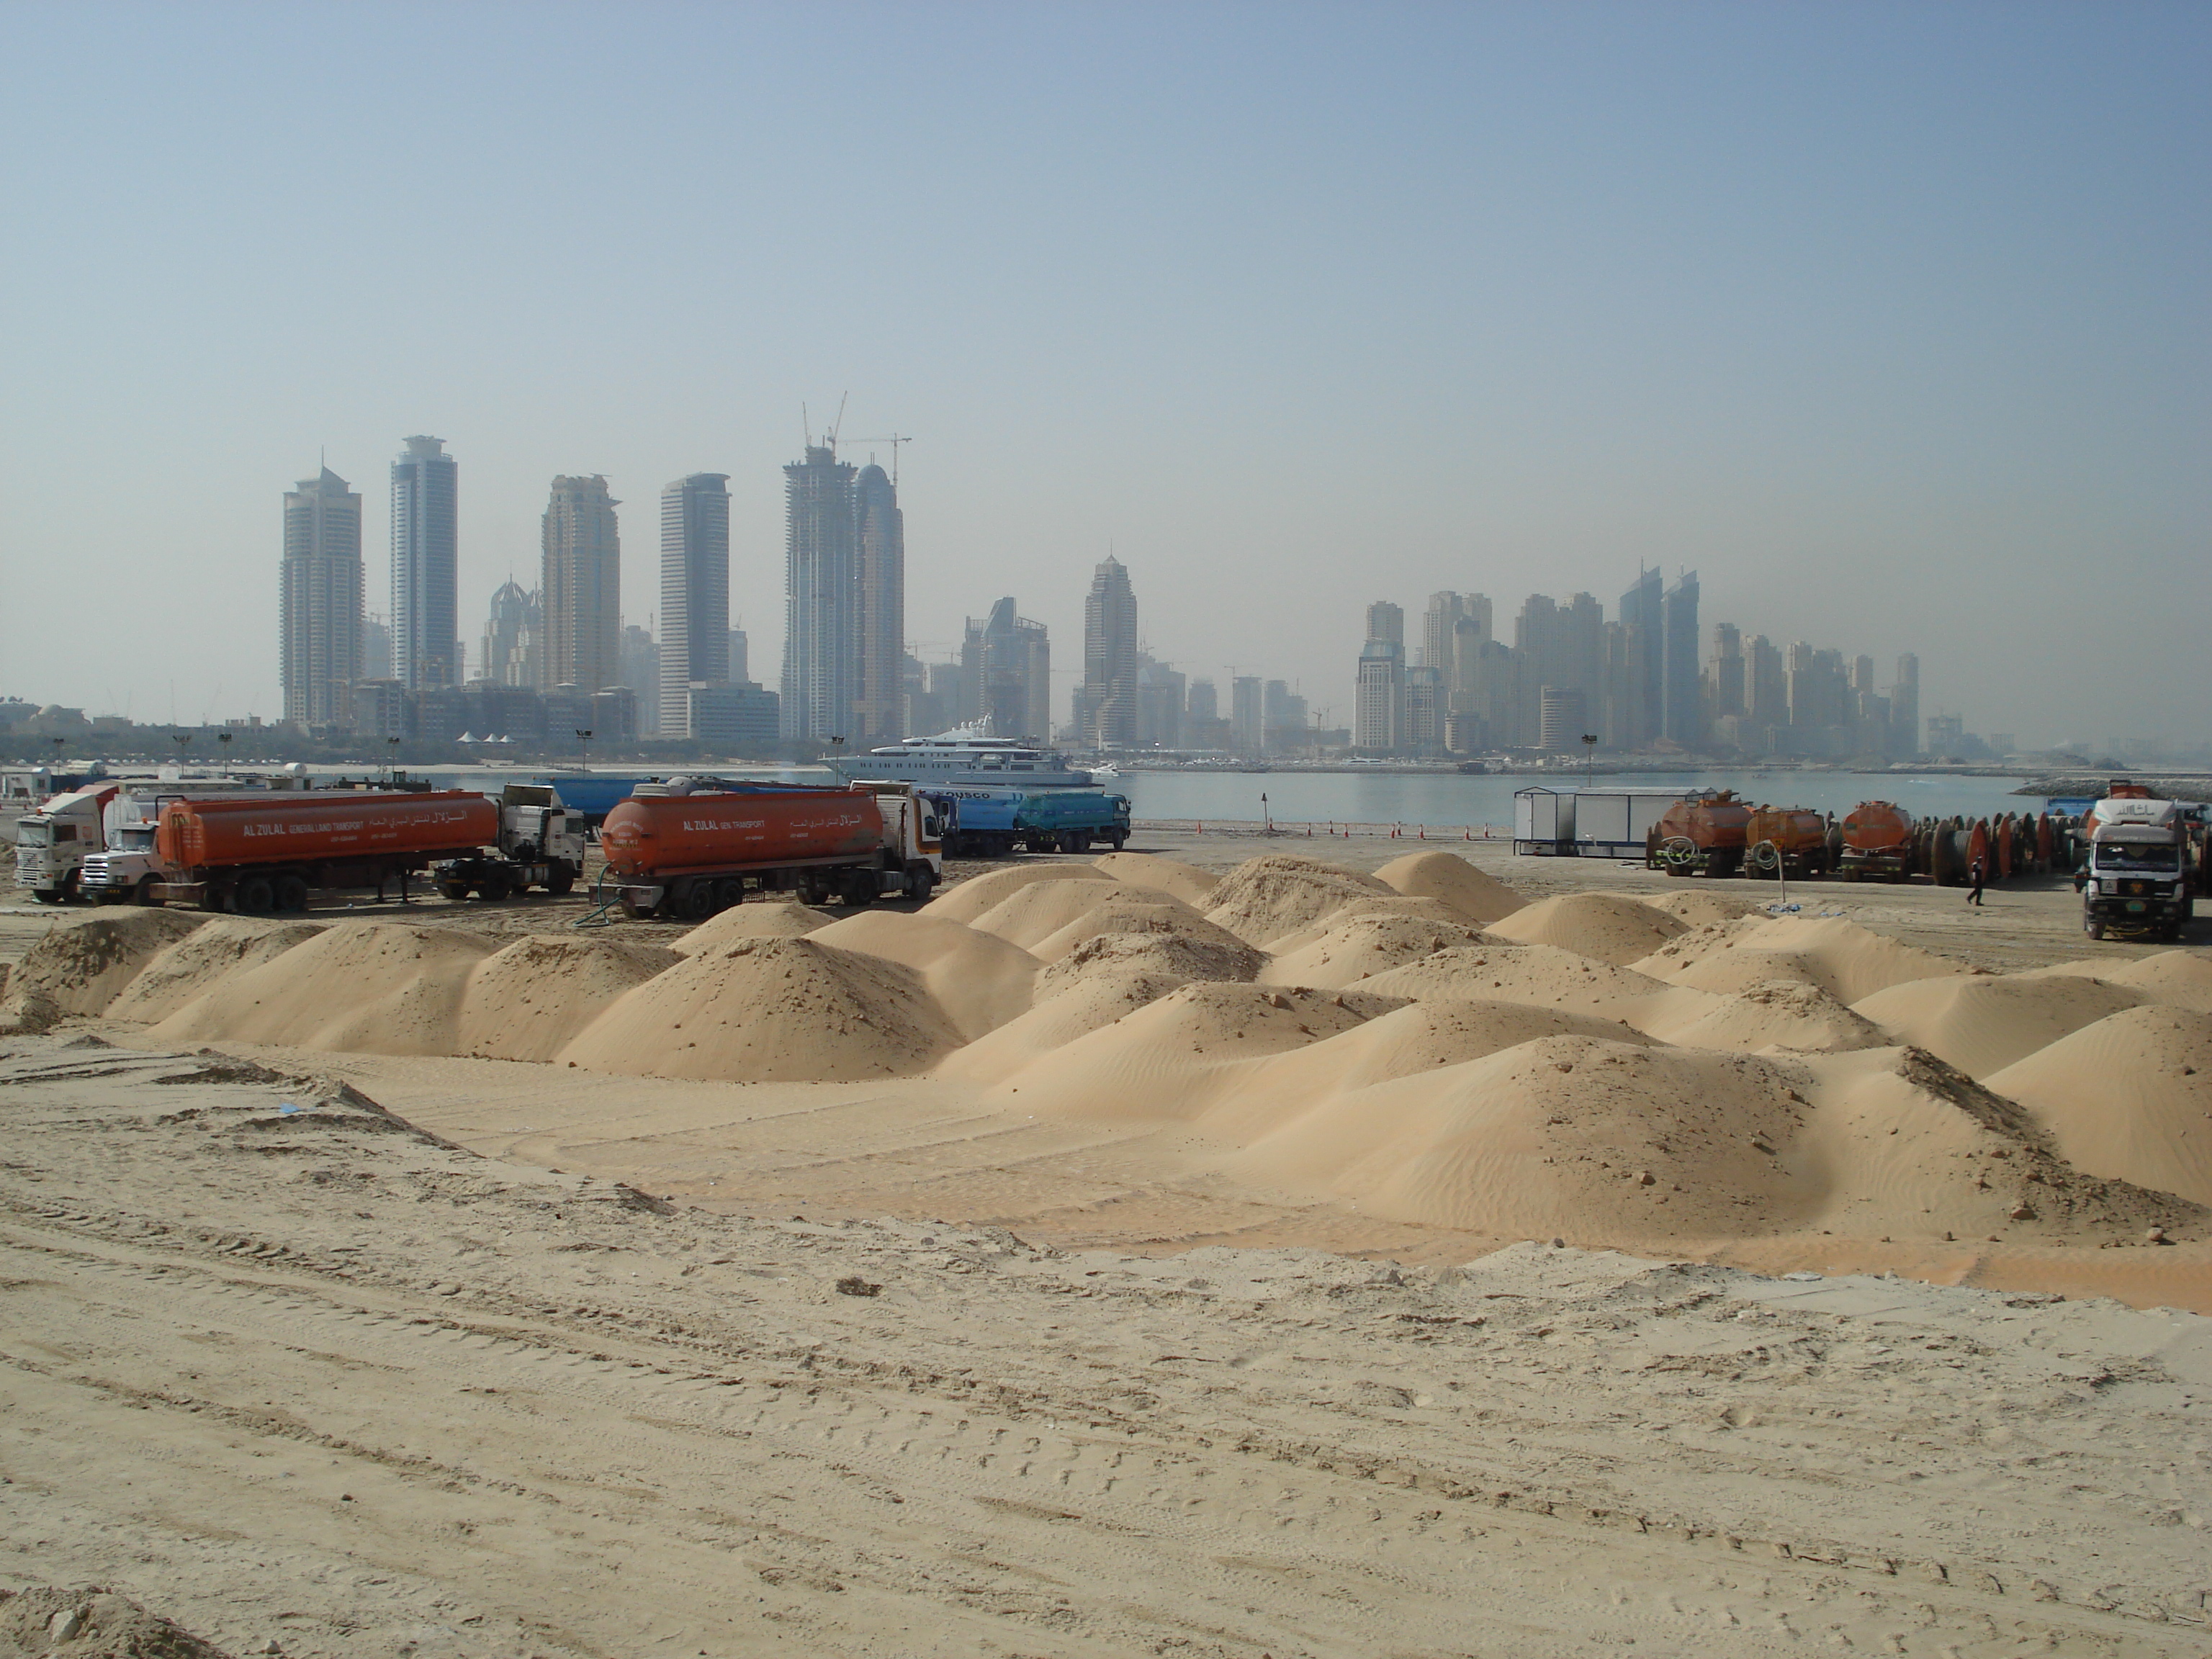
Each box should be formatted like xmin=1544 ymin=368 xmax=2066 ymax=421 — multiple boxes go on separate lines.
xmin=838 ymin=433 xmax=912 ymax=485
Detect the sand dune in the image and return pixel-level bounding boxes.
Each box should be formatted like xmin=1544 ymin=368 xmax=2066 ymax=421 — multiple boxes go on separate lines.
xmin=1090 ymin=850 xmax=1221 ymax=907
xmin=8 ymin=908 xmax=203 ymax=1017
xmin=1258 ymin=910 xmax=1492 ymax=989
xmin=1202 ymin=854 xmax=1400 ymax=947
xmin=106 ymin=916 xmax=326 ymax=1023
xmin=1486 ymin=892 xmax=1688 ymax=965
xmin=981 ymin=982 xmax=1403 ymax=1121
xmin=1639 ymin=890 xmax=1765 ymax=927
xmin=1852 ymin=973 xmax=2147 ymax=1079
xmin=1201 ymin=999 xmax=1655 ymax=1138
xmin=809 ymin=909 xmax=1040 ymax=1039
xmin=925 ymin=861 xmax=1115 ymax=925
xmin=670 ymin=898 xmax=834 ymax=954
xmin=2018 ymin=949 xmax=2212 ymax=1016
xmin=457 ymin=935 xmax=681 ymax=1063
xmin=148 ymin=922 xmax=492 ymax=1056
xmin=1649 ymin=916 xmax=1970 ymax=1004
xmin=1643 ymin=979 xmax=1890 ymax=1055
xmin=1371 ymin=849 xmax=1528 ymax=927
xmin=1033 ymin=930 xmax=1267 ymax=996
xmin=933 ymin=966 xmax=1197 ymax=1084
xmin=1988 ymin=1004 xmax=2212 ymax=1205
xmin=963 ymin=877 xmax=1174 ymax=951
xmin=557 ymin=935 xmax=963 ymax=1083
xmin=1355 ymin=943 xmax=1721 ymax=1034
xmin=1025 ymin=889 xmax=1251 ymax=964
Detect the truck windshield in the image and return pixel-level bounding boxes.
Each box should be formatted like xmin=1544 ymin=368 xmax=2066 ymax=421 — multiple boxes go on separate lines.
xmin=17 ymin=822 xmax=50 ymax=845
xmin=2096 ymin=844 xmax=2181 ymax=872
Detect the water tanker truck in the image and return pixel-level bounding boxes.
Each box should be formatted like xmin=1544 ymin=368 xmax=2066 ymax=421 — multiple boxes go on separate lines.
xmin=1838 ymin=801 xmax=1914 ymax=882
xmin=2079 ymin=797 xmax=2196 ymax=941
xmin=1650 ymin=791 xmax=1753 ymax=877
xmin=918 ymin=788 xmax=1131 ymax=858
xmin=1743 ymin=804 xmax=1831 ymax=878
xmin=88 ymin=791 xmax=503 ymax=914
xmin=597 ymin=781 xmax=943 ymax=920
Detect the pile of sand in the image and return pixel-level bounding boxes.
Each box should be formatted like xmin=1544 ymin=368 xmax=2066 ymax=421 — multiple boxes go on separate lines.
xmin=1645 ymin=915 xmax=1970 ymax=1004
xmin=1853 ymin=973 xmax=2146 ymax=1079
xmin=0 ymin=1586 xmax=229 ymax=1659
xmin=963 ymin=877 xmax=1164 ymax=950
xmin=148 ymin=922 xmax=492 ymax=1056
xmin=1988 ymin=1005 xmax=2212 ymax=1205
xmin=6 ymin=909 xmax=204 ymax=1017
xmin=1638 ymin=889 xmax=1765 ymax=927
xmin=1202 ymin=999 xmax=1656 ymax=1137
xmin=2019 ymin=950 xmax=2212 ymax=1017
xmin=1027 ymin=891 xmax=1256 ymax=964
xmin=1202 ymin=855 xmax=1399 ymax=947
xmin=1644 ymin=979 xmax=1889 ymax=1055
xmin=809 ymin=909 xmax=1040 ymax=1039
xmin=1035 ymin=930 xmax=1267 ymax=996
xmin=1259 ymin=910 xmax=1492 ymax=990
xmin=1486 ymin=893 xmax=1689 ymax=966
xmin=935 ymin=965 xmax=1200 ymax=1085
xmin=1372 ymin=849 xmax=1528 ymax=927
xmin=106 ymin=916 xmax=327 ymax=1024
xmin=1355 ymin=943 xmax=1719 ymax=1035
xmin=457 ymin=935 xmax=681 ymax=1063
xmin=925 ymin=862 xmax=1115 ymax=926
xmin=981 ymin=982 xmax=1403 ymax=1120
xmin=670 ymin=899 xmax=834 ymax=954
xmin=557 ymin=935 xmax=962 ymax=1083
xmin=1091 ymin=850 xmax=1221 ymax=907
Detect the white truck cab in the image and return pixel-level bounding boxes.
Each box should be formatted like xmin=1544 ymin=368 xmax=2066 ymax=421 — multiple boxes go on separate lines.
xmin=2082 ymin=798 xmax=2195 ymax=941
xmin=13 ymin=786 xmax=122 ymax=904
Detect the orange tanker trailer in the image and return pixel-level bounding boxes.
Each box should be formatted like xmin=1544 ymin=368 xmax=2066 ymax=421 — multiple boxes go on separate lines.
xmin=1838 ymin=800 xmax=1914 ymax=882
xmin=1652 ymin=791 xmax=1753 ymax=877
xmin=148 ymin=790 xmax=500 ymax=914
xmin=1743 ymin=804 xmax=1830 ymax=878
xmin=598 ymin=782 xmax=943 ymax=920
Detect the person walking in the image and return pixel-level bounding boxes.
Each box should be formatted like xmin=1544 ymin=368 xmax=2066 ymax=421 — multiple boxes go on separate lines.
xmin=1967 ymin=855 xmax=1986 ymax=907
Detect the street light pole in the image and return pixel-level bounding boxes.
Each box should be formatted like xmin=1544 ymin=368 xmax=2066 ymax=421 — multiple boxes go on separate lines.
xmin=1581 ymin=733 xmax=1597 ymax=788
xmin=576 ymin=728 xmax=593 ymax=773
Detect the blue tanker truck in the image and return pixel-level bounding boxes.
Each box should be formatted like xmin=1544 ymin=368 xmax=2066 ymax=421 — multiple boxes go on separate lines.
xmin=920 ymin=788 xmax=1131 ymax=857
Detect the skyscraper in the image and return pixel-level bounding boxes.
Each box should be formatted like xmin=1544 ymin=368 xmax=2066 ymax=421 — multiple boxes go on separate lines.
xmin=853 ymin=463 xmax=905 ymax=744
xmin=783 ymin=445 xmax=859 ymax=743
xmin=1660 ymin=570 xmax=1701 ymax=748
xmin=1354 ymin=601 xmax=1406 ymax=752
xmin=1616 ymin=566 xmax=1663 ymax=747
xmin=1075 ymin=557 xmax=1139 ymax=748
xmin=479 ymin=582 xmax=539 ymax=687
xmin=280 ymin=466 xmax=362 ymax=728
xmin=961 ymin=598 xmax=1051 ymax=741
xmin=541 ymin=475 xmax=620 ymax=698
xmin=390 ymin=436 xmax=459 ymax=690
xmin=659 ymin=474 xmax=729 ymax=737
xmin=1891 ymin=653 xmax=1921 ymax=756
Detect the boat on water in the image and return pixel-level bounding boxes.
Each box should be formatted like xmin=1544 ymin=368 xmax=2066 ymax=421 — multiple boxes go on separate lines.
xmin=824 ymin=724 xmax=1094 ymax=789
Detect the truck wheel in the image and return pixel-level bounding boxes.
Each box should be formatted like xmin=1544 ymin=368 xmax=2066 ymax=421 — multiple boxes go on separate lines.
xmin=711 ymin=878 xmax=745 ymax=912
xmin=276 ymin=875 xmax=310 ymax=913
xmin=905 ymin=868 xmax=936 ymax=905
xmin=135 ymin=876 xmax=161 ymax=908
xmin=546 ymin=866 xmax=576 ymax=896
xmin=2085 ymin=916 xmax=2105 ymax=940
xmin=476 ymin=871 xmax=511 ymax=902
xmin=674 ymin=881 xmax=716 ymax=921
xmin=234 ymin=876 xmax=276 ymax=916
xmin=840 ymin=871 xmax=877 ymax=907
xmin=59 ymin=869 xmax=82 ymax=904
xmin=1107 ymin=831 xmax=1127 ymax=850
xmin=1066 ymin=832 xmax=1092 ymax=854
xmin=31 ymin=889 xmax=62 ymax=905
xmin=438 ymin=881 xmax=470 ymax=901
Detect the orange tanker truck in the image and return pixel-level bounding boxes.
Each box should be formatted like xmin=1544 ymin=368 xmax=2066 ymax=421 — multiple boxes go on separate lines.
xmin=130 ymin=791 xmax=501 ymax=914
xmin=1743 ymin=804 xmax=1831 ymax=878
xmin=1650 ymin=791 xmax=1753 ymax=877
xmin=1838 ymin=800 xmax=1914 ymax=882
xmin=597 ymin=781 xmax=943 ymax=920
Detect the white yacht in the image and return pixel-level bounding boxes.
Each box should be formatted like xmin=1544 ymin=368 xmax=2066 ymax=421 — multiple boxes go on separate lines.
xmin=825 ymin=725 xmax=1094 ymax=789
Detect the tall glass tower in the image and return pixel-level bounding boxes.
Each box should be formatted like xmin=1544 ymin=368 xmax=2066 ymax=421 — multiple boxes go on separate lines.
xmin=281 ymin=467 xmax=362 ymax=727
xmin=659 ymin=474 xmax=730 ymax=738
xmin=390 ymin=436 xmax=459 ymax=689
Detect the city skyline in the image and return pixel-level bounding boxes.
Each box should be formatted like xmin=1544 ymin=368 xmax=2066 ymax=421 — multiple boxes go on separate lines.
xmin=6 ymin=7 xmax=2203 ymax=749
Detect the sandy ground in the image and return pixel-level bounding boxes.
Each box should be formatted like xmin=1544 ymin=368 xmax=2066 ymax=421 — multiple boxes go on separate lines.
xmin=4 ymin=844 xmax=2210 ymax=1655
xmin=3 ymin=1038 xmax=2208 ymax=1658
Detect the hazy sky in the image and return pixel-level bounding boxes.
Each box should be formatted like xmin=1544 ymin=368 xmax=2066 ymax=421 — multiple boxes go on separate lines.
xmin=4 ymin=1 xmax=2205 ymax=746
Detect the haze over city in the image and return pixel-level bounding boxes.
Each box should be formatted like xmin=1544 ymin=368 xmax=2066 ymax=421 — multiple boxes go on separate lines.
xmin=3 ymin=2 xmax=2206 ymax=747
